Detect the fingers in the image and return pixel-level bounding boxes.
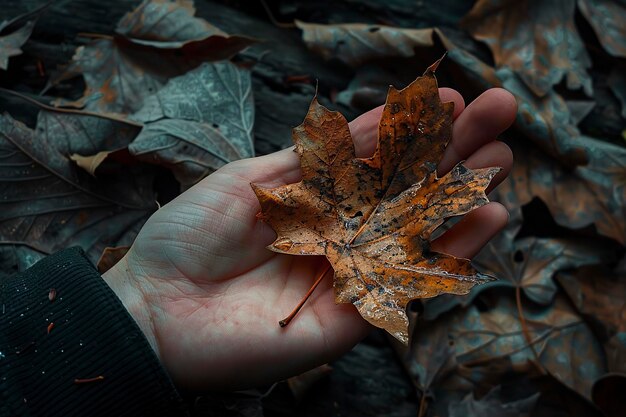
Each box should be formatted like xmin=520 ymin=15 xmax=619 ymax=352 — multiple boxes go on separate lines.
xmin=430 ymin=138 xmax=514 ymax=258
xmin=228 ymin=88 xmax=515 ymax=194
xmin=431 ymin=202 xmax=508 ymax=259
xmin=431 ymin=89 xmax=515 ymax=257
xmin=350 ymin=87 xmax=465 ymax=158
xmin=464 ymin=140 xmax=513 ymax=194
xmin=438 ymin=88 xmax=517 ymax=176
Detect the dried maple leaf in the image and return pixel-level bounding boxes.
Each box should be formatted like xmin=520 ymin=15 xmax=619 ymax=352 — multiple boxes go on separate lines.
xmin=461 ymin=0 xmax=592 ymax=97
xmin=557 ymin=264 xmax=626 ymax=374
xmin=252 ymin=61 xmax=499 ymax=343
xmin=49 ymin=0 xmax=255 ymax=114
xmin=449 ymin=295 xmax=607 ymax=400
xmin=440 ymin=45 xmax=626 ymax=243
xmin=505 ymin=137 xmax=626 ymax=245
xmin=296 ymin=21 xmax=435 ymax=67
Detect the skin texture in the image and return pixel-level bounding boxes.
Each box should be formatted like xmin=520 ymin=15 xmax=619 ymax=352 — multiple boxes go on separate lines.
xmin=102 ymin=87 xmax=517 ymax=391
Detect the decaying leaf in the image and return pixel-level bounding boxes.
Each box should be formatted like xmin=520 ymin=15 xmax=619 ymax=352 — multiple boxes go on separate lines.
xmin=505 ymin=137 xmax=626 ymax=245
xmin=461 ymin=0 xmax=592 ymax=96
xmin=409 ymin=323 xmax=456 ymax=392
xmin=442 ymin=45 xmax=626 ymax=244
xmin=558 ymin=264 xmax=626 ymax=374
xmin=296 ymin=21 xmax=434 ymax=67
xmin=0 ymin=111 xmax=155 ymax=264
xmin=116 ymin=0 xmax=255 ymax=54
xmin=471 ymin=211 xmax=613 ymax=305
xmin=0 ymin=20 xmax=34 ymax=71
xmin=129 ymin=62 xmax=254 ymax=187
xmin=96 ymin=246 xmax=130 ymax=274
xmin=0 ymin=2 xmax=52 ymax=70
xmin=50 ymin=0 xmax=254 ymax=114
xmin=0 ymin=245 xmax=45 ymax=279
xmin=448 ymin=386 xmax=539 ymax=417
xmin=253 ymin=61 xmax=498 ymax=343
xmin=578 ymin=0 xmax=626 ymax=58
xmin=442 ymin=295 xmax=606 ymax=400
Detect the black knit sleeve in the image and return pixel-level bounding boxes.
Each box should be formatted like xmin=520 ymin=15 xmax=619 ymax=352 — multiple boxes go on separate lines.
xmin=0 ymin=247 xmax=189 ymax=417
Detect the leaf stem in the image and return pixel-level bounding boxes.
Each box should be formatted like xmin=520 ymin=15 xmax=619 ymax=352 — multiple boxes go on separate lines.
xmin=74 ymin=375 xmax=104 ymax=384
xmin=279 ymin=263 xmax=332 ymax=327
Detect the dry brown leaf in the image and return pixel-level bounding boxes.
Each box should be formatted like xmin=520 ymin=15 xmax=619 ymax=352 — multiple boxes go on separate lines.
xmin=253 ymin=60 xmax=498 ymax=343
xmin=296 ymin=21 xmax=434 ymax=67
xmin=70 ymin=151 xmax=113 ymax=176
xmin=461 ymin=0 xmax=592 ymax=96
xmin=97 ymin=246 xmax=130 ymax=274
xmin=50 ymin=0 xmax=255 ymax=114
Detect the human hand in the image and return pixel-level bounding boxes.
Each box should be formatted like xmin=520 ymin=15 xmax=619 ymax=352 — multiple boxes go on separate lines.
xmin=102 ymin=87 xmax=517 ymax=391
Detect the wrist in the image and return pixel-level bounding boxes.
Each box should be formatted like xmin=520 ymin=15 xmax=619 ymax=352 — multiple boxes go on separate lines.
xmin=102 ymin=255 xmax=161 ymax=360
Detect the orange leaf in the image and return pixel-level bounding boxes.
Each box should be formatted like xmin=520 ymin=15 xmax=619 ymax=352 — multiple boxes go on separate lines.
xmin=252 ymin=60 xmax=499 ymax=344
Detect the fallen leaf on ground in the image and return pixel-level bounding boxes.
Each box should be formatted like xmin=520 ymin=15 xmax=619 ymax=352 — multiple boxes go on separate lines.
xmin=505 ymin=136 xmax=626 ymax=245
xmin=253 ymin=60 xmax=498 ymax=343
xmin=0 ymin=111 xmax=155 ymax=263
xmin=471 ymin=211 xmax=613 ymax=306
xmin=50 ymin=0 xmax=254 ymax=114
xmin=0 ymin=2 xmax=51 ymax=70
xmin=578 ymin=0 xmax=626 ymax=58
xmin=117 ymin=0 xmax=255 ymax=54
xmin=0 ymin=20 xmax=34 ymax=71
xmin=97 ymin=246 xmax=130 ymax=274
xmin=442 ymin=45 xmax=626 ymax=244
xmin=0 ymin=245 xmax=45 ymax=279
xmin=461 ymin=0 xmax=592 ymax=96
xmin=296 ymin=21 xmax=434 ymax=67
xmin=447 ymin=295 xmax=606 ymax=400
xmin=558 ymin=264 xmax=626 ymax=374
xmin=129 ymin=61 xmax=254 ymax=187
xmin=448 ymin=386 xmax=539 ymax=417
xmin=406 ymin=320 xmax=457 ymax=394
xmin=421 ymin=205 xmax=613 ymax=320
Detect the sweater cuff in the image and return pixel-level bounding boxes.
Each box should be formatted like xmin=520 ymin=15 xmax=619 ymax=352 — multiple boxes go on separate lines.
xmin=0 ymin=247 xmax=188 ymax=417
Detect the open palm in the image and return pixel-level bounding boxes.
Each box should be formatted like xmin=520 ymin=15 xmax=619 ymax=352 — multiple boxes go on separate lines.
xmin=103 ymin=87 xmax=517 ymax=391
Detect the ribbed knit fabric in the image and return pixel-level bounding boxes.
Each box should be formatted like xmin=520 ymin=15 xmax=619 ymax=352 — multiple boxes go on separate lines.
xmin=0 ymin=247 xmax=189 ymax=417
